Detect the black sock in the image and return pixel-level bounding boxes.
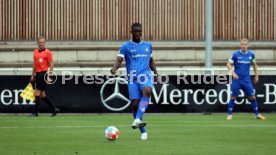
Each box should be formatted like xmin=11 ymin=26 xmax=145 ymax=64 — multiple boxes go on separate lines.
xmin=43 ymin=96 xmax=55 ymax=112
xmin=34 ymin=96 xmax=41 ymax=115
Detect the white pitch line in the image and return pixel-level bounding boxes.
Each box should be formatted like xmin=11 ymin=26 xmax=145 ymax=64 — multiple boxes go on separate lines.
xmin=0 ymin=124 xmax=276 ymax=129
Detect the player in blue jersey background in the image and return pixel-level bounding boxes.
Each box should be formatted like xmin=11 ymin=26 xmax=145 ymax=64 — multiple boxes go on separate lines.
xmin=111 ymin=23 xmax=159 ymax=140
xmin=226 ymin=38 xmax=266 ymax=120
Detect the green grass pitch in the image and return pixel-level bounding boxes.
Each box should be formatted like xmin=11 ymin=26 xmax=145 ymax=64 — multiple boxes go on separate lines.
xmin=0 ymin=113 xmax=275 ymax=155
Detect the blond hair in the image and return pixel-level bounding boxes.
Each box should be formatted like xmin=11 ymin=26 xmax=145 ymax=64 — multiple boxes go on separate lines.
xmin=240 ymin=38 xmax=249 ymax=43
xmin=37 ymin=36 xmax=45 ymax=41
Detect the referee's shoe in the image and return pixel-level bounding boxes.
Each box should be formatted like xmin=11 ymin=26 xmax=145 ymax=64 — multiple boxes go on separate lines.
xmin=51 ymin=108 xmax=60 ymax=117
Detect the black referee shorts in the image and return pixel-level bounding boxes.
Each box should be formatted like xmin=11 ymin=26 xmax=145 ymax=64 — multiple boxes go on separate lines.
xmin=35 ymin=71 xmax=48 ymax=91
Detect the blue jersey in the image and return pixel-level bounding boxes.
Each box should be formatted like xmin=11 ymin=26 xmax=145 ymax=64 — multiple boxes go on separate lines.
xmin=118 ymin=40 xmax=152 ymax=77
xmin=228 ymin=50 xmax=256 ymax=80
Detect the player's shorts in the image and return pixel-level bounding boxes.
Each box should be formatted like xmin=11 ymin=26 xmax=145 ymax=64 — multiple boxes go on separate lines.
xmin=128 ymin=75 xmax=153 ymax=100
xmin=231 ymin=79 xmax=255 ymax=97
xmin=35 ymin=71 xmax=48 ymax=91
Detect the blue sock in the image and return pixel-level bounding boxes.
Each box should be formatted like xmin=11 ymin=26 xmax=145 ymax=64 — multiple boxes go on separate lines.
xmin=133 ymin=112 xmax=146 ymax=133
xmin=136 ymin=97 xmax=150 ymax=120
xmin=250 ymin=99 xmax=259 ymax=115
xmin=228 ymin=99 xmax=235 ymax=115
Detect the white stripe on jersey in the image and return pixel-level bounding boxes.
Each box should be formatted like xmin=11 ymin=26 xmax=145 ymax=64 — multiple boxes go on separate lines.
xmin=118 ymin=54 xmax=124 ymax=57
xmin=228 ymin=57 xmax=234 ymax=63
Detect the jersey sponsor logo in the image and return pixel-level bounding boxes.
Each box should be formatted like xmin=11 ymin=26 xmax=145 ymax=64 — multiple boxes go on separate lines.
xmin=130 ymin=50 xmax=137 ymax=52
xmin=145 ymin=48 xmax=149 ymax=52
xmin=238 ymin=60 xmax=251 ymax=64
xmin=39 ymin=58 xmax=43 ymax=63
xmin=100 ymin=77 xmax=130 ymax=111
xmin=131 ymin=54 xmax=148 ymax=58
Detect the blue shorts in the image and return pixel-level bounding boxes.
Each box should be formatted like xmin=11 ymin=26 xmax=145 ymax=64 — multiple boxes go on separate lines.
xmin=231 ymin=79 xmax=255 ymax=97
xmin=128 ymin=75 xmax=153 ymax=100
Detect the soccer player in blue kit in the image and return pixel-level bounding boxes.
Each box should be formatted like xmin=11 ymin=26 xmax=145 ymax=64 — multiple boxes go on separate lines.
xmin=111 ymin=23 xmax=159 ymax=140
xmin=226 ymin=38 xmax=266 ymax=120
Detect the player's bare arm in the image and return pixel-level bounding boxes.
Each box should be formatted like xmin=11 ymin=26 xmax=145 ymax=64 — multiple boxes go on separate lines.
xmin=49 ymin=61 xmax=54 ymax=72
xmin=226 ymin=61 xmax=239 ymax=80
xmin=30 ymin=62 xmax=36 ymax=82
xmin=149 ymin=57 xmax=160 ymax=83
xmin=47 ymin=61 xmax=54 ymax=82
xmin=111 ymin=56 xmax=123 ymax=75
xmin=252 ymin=61 xmax=259 ymax=84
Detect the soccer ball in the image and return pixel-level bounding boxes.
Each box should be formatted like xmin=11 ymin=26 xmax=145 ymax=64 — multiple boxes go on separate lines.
xmin=104 ymin=126 xmax=119 ymax=141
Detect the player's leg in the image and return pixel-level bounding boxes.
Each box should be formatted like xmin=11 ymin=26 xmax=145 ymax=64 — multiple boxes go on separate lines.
xmin=29 ymin=72 xmax=43 ymax=117
xmin=247 ymin=96 xmax=265 ymax=119
xmin=242 ymin=81 xmax=266 ymax=120
xmin=41 ymin=91 xmax=59 ymax=116
xmin=29 ymin=89 xmax=41 ymax=117
xmin=132 ymin=99 xmax=147 ymax=134
xmin=137 ymin=87 xmax=151 ymax=140
xmin=135 ymin=75 xmax=152 ymax=120
xmin=135 ymin=80 xmax=152 ymax=140
xmin=135 ymin=86 xmax=151 ymax=121
xmin=132 ymin=75 xmax=153 ymax=136
xmin=40 ymin=71 xmax=59 ymax=116
xmin=128 ymin=81 xmax=146 ymax=129
xmin=227 ymin=96 xmax=237 ymax=120
xmin=227 ymin=79 xmax=240 ymax=120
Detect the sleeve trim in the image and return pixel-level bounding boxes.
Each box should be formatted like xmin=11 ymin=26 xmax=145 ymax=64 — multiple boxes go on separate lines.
xmin=117 ymin=54 xmax=124 ymax=57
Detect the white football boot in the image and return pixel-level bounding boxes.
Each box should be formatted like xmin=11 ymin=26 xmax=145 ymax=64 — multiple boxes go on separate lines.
xmin=131 ymin=119 xmax=147 ymax=129
xmin=141 ymin=132 xmax=148 ymax=140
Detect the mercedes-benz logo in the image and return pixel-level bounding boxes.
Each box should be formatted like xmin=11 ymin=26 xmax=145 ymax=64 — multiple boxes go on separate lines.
xmin=100 ymin=77 xmax=130 ymax=111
